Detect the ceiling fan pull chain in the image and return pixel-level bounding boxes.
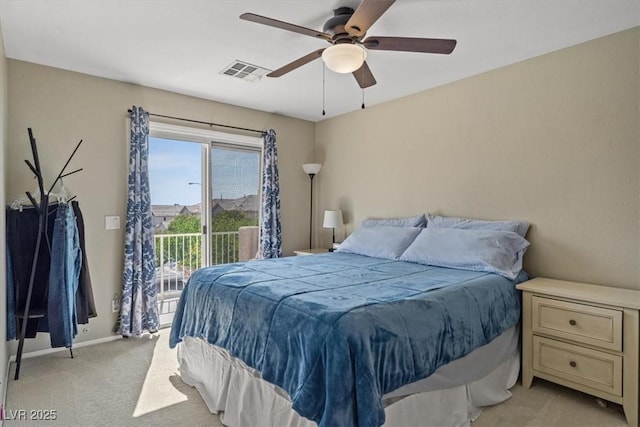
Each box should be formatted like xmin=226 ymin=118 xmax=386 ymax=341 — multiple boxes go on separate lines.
xmin=322 ymin=63 xmax=326 ymax=116
xmin=361 ymin=48 xmax=366 ymax=110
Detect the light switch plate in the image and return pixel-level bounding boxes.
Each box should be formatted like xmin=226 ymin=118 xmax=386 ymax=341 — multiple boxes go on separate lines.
xmin=105 ymin=215 xmax=121 ymax=230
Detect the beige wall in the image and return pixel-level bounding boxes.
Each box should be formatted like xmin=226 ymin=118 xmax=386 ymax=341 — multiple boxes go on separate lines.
xmin=315 ymin=27 xmax=640 ymax=290
xmin=0 ymin=18 xmax=8 ymax=400
xmin=6 ymin=61 xmax=315 ymax=353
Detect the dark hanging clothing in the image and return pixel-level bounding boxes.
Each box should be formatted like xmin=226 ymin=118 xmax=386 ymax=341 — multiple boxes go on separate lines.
xmin=6 ymin=202 xmax=96 ymax=347
xmin=6 ymin=205 xmax=56 ymax=339
xmin=72 ymin=201 xmax=97 ymax=323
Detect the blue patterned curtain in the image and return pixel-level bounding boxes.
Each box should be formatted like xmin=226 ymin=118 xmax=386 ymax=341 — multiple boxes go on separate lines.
xmin=257 ymin=129 xmax=282 ymax=258
xmin=117 ymin=106 xmax=158 ymax=336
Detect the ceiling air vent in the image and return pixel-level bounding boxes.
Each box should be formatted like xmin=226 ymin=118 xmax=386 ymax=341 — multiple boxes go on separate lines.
xmin=220 ymin=61 xmax=270 ymax=82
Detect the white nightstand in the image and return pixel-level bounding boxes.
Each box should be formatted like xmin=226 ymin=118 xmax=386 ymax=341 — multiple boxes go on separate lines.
xmin=517 ymin=277 xmax=639 ymax=427
xmin=293 ymin=248 xmax=329 ymax=256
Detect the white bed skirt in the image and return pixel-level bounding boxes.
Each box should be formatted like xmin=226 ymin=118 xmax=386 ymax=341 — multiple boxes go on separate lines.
xmin=177 ymin=326 xmax=520 ymax=427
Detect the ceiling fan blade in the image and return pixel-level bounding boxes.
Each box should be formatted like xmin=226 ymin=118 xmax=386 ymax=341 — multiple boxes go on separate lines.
xmin=363 ymin=36 xmax=457 ymax=54
xmin=352 ymin=61 xmax=376 ymax=88
xmin=345 ymin=0 xmax=396 ymax=37
xmin=267 ymin=49 xmax=325 ymax=78
xmin=240 ymin=13 xmax=331 ymax=41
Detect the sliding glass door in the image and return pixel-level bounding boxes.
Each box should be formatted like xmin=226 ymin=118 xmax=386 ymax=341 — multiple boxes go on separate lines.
xmin=148 ymin=123 xmax=262 ymax=325
xmin=209 ymin=145 xmax=261 ymax=265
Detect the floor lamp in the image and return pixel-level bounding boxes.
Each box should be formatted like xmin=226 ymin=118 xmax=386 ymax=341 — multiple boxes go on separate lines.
xmin=302 ymin=163 xmax=321 ymax=248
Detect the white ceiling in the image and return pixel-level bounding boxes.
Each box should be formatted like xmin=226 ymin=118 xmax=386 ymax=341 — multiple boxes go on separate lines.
xmin=0 ymin=1 xmax=638 ymax=122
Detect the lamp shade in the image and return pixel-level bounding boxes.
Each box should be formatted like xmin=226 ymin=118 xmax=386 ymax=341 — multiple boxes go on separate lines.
xmin=302 ymin=163 xmax=322 ymax=175
xmin=322 ymin=44 xmax=366 ymax=74
xmin=323 ymin=210 xmax=343 ymax=229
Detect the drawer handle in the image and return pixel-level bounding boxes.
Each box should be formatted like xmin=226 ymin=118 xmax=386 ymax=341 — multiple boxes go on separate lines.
xmin=569 ymin=361 xmax=577 ymax=368
xmin=569 ymin=319 xmax=577 ymax=326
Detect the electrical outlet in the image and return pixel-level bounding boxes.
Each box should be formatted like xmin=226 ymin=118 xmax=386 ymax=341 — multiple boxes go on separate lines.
xmin=112 ymin=298 xmax=120 ymax=313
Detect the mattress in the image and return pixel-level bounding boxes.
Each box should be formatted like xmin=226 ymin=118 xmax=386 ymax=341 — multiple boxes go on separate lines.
xmin=170 ymin=252 xmax=527 ymax=427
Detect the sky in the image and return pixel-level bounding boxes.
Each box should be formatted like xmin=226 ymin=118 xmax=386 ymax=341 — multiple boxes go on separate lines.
xmin=148 ymin=137 xmax=260 ymax=206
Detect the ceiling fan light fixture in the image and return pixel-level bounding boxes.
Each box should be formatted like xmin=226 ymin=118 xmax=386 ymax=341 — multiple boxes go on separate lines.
xmin=322 ymin=44 xmax=367 ymax=73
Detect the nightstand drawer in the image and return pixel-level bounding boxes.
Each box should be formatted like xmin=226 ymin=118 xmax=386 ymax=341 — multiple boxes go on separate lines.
xmin=533 ymin=336 xmax=622 ymax=396
xmin=532 ymin=296 xmax=622 ymax=351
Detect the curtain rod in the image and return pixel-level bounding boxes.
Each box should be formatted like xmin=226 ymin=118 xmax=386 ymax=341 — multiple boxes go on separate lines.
xmin=127 ymin=109 xmax=264 ymax=135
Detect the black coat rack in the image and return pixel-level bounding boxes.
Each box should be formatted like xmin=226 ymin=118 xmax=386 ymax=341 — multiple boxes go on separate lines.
xmin=13 ymin=128 xmax=83 ymax=380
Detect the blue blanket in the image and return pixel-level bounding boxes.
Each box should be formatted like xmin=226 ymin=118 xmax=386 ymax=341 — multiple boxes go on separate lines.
xmin=170 ymin=252 xmax=527 ymax=427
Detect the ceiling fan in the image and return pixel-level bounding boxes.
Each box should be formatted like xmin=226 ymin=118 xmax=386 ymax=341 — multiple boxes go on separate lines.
xmin=240 ymin=0 xmax=457 ymax=89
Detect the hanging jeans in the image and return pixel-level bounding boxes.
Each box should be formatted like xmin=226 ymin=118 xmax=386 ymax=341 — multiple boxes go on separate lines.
xmin=47 ymin=203 xmax=82 ymax=348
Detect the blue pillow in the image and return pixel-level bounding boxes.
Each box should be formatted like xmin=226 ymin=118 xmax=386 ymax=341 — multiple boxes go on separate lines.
xmin=426 ymin=214 xmax=529 ymax=237
xmin=399 ymin=228 xmax=530 ymax=279
xmin=361 ymin=214 xmax=426 ymax=228
xmin=336 ymin=226 xmax=422 ymax=260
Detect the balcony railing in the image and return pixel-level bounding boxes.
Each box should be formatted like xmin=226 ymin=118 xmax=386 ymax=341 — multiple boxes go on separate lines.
xmin=154 ymin=231 xmax=240 ymax=318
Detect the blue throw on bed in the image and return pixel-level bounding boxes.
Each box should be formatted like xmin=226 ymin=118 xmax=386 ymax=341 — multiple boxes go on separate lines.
xmin=170 ymin=252 xmax=527 ymax=427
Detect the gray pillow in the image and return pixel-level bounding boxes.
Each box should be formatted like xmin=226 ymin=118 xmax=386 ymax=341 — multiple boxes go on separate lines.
xmin=336 ymin=226 xmax=422 ymax=260
xmin=400 ymin=228 xmax=530 ymax=279
xmin=426 ymin=214 xmax=529 ymax=237
xmin=361 ymin=214 xmax=426 ymax=228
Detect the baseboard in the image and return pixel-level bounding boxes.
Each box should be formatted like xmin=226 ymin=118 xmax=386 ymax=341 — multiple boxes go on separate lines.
xmin=8 ymin=335 xmax=122 ymax=362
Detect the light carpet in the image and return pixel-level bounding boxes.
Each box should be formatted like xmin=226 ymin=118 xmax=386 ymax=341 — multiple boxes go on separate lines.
xmin=4 ymin=328 xmax=629 ymax=426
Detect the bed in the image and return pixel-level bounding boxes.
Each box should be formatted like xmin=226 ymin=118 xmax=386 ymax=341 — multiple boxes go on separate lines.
xmin=175 ymin=323 xmax=520 ymax=427
xmin=170 ymin=218 xmax=530 ymax=427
